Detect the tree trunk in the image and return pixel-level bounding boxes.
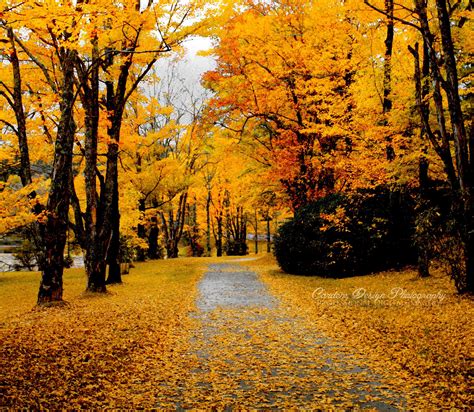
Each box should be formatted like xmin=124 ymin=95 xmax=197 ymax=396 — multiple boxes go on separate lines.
xmin=254 ymin=208 xmax=258 ymax=254
xmin=410 ymin=40 xmax=431 ymax=279
xmin=206 ymin=188 xmax=212 ymax=257
xmin=382 ymin=0 xmax=394 ymax=114
xmin=266 ymin=217 xmax=271 ymax=253
xmin=38 ymin=50 xmax=76 ymax=304
xmin=216 ymin=215 xmax=223 ymax=257
xmin=226 ymin=205 xmax=248 ymax=255
xmin=75 ymin=35 xmax=108 ymax=293
xmin=5 ymin=27 xmax=46 ymax=269
xmin=147 ymin=215 xmax=160 ymax=259
xmin=435 ymin=0 xmax=469 ymax=190
xmin=103 ymin=76 xmax=126 ymax=284
xmin=106 ymin=168 xmax=122 ymax=283
xmin=166 ymin=241 xmax=179 ymax=259
xmin=136 ymin=199 xmax=147 ymax=261
xmin=465 ymin=221 xmax=474 ymax=292
xmin=418 ymin=37 xmax=431 ymax=279
xmin=7 ymin=28 xmax=32 ymax=187
xmin=382 ymin=0 xmax=395 ymax=161
xmin=161 ymin=193 xmax=188 ymax=259
xmin=435 ymin=0 xmax=472 ymax=292
xmin=86 ymin=254 xmax=107 ymax=292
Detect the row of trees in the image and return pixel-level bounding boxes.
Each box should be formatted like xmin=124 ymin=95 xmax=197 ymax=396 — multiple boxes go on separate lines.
xmin=202 ymin=0 xmax=472 ymax=292
xmin=0 ymin=0 xmax=206 ymax=303
xmin=0 ymin=0 xmax=472 ymax=301
xmin=0 ymin=0 xmax=281 ymax=303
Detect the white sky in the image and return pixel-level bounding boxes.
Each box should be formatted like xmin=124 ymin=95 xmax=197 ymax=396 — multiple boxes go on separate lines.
xmin=148 ymin=35 xmax=216 ymax=123
xmin=180 ymin=35 xmax=216 ymax=89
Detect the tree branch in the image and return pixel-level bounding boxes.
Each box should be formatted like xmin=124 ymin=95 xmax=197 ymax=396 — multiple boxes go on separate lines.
xmin=364 ymin=0 xmax=422 ymax=31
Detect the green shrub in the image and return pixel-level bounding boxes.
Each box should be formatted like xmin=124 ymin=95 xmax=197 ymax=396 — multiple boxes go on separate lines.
xmin=274 ymin=189 xmax=417 ymax=277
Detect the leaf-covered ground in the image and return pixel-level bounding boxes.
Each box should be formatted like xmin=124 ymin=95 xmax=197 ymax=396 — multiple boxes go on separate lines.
xmin=249 ymin=255 xmax=474 ymax=410
xmin=1 ymin=255 xmax=472 ymax=409
xmin=179 ymin=262 xmax=403 ymax=410
xmin=0 ymin=257 xmax=212 ymax=408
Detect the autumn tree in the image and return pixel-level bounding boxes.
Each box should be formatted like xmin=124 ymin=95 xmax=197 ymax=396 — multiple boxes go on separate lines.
xmin=0 ymin=0 xmax=85 ymax=303
xmin=0 ymin=0 xmax=205 ymax=301
xmin=58 ymin=0 xmax=203 ymax=292
xmin=203 ymin=0 xmax=364 ymax=210
xmin=365 ymin=0 xmax=473 ymax=292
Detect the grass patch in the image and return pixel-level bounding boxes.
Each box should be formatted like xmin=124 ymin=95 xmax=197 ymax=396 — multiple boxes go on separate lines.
xmin=248 ymin=254 xmax=474 ymax=409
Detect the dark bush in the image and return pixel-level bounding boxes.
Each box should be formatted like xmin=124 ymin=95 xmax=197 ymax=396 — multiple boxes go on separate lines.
xmin=225 ymin=239 xmax=248 ymax=256
xmin=274 ymin=189 xmax=417 ymax=277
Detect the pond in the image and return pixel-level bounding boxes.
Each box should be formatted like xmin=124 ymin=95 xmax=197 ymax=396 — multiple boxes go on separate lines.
xmin=0 ymin=253 xmax=84 ymax=272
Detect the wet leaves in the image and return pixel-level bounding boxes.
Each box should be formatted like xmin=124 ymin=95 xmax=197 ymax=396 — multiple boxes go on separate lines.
xmin=177 ymin=263 xmax=403 ymax=409
xmin=250 ymin=255 xmax=474 ymax=409
xmin=1 ymin=256 xmax=471 ymax=409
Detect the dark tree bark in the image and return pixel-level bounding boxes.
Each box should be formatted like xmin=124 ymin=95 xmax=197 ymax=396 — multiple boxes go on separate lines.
xmin=403 ymin=0 xmax=473 ymax=291
xmin=3 ymin=25 xmax=77 ymax=302
xmin=38 ymin=49 xmax=76 ymax=304
xmin=136 ymin=199 xmax=147 ymax=262
xmin=1 ymin=27 xmax=46 ymax=269
xmin=206 ymin=187 xmax=212 ymax=257
xmin=415 ymin=1 xmax=458 ymax=189
xmin=382 ymin=0 xmax=394 ymax=114
xmin=160 ymin=192 xmax=188 ymax=259
xmin=436 ymin=0 xmax=469 ymax=185
xmin=216 ymin=217 xmax=223 ymax=257
xmin=103 ymin=41 xmax=161 ymax=282
xmin=225 ymin=204 xmax=248 ymax=256
xmin=73 ymin=34 xmax=108 ymax=293
xmin=435 ymin=0 xmax=473 ymax=292
xmin=212 ymin=193 xmax=224 ymax=257
xmin=215 ymin=210 xmax=224 ymax=257
xmin=266 ymin=216 xmax=271 ymax=253
xmin=186 ymin=201 xmax=202 ymax=257
xmin=106 ymin=173 xmax=121 ymax=283
xmin=5 ymin=27 xmax=32 ymax=187
xmin=383 ymin=0 xmax=396 ymax=161
xmin=412 ymin=40 xmax=432 ymax=279
xmin=147 ymin=214 xmax=160 ymax=259
xmin=103 ymin=76 xmax=124 ymax=284
xmin=254 ymin=208 xmax=259 ymax=254
xmin=418 ymin=36 xmax=431 ymax=191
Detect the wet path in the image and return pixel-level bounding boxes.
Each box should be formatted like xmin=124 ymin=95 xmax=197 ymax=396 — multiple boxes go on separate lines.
xmin=184 ymin=262 xmax=404 ymax=409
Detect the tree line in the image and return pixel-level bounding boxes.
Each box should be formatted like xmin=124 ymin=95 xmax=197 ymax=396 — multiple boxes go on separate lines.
xmin=0 ymin=0 xmax=472 ymax=303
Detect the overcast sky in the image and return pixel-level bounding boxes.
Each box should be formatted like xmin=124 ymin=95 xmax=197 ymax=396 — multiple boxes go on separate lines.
xmin=153 ymin=36 xmax=216 ymax=97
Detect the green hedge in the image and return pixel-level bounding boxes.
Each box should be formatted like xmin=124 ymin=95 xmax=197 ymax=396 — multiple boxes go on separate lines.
xmin=274 ymin=190 xmax=417 ymax=277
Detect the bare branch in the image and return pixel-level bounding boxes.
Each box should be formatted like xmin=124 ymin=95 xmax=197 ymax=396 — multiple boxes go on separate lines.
xmin=364 ymin=0 xmax=422 ymax=31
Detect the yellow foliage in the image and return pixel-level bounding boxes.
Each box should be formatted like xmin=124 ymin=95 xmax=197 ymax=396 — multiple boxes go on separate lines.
xmin=0 ymin=177 xmax=48 ymax=233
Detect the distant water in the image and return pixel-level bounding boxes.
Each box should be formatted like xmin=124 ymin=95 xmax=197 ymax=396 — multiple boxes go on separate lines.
xmin=0 ymin=253 xmax=84 ymax=272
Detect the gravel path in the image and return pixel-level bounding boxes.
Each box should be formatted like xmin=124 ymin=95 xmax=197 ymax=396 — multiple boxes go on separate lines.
xmin=185 ymin=262 xmax=404 ymax=410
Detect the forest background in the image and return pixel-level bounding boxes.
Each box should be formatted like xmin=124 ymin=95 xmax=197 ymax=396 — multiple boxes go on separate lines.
xmin=0 ymin=0 xmax=472 ymax=301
